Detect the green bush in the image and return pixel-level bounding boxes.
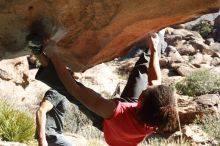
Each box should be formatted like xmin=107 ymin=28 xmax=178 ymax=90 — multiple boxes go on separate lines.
xmin=194 ymin=115 xmax=220 ymax=142
xmin=175 ymin=69 xmax=220 ymax=96
xmin=191 ymin=20 xmax=213 ymax=38
xmin=0 ymin=101 xmax=35 ymax=143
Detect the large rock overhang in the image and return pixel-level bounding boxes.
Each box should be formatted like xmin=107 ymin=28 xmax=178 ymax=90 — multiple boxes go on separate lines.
xmin=0 ymin=0 xmax=220 ymax=71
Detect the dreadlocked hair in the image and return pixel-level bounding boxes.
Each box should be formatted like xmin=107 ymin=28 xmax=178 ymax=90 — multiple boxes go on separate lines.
xmin=137 ymin=85 xmax=178 ymax=132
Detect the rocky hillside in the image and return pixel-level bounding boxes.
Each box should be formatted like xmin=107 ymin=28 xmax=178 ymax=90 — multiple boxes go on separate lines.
xmin=0 ymin=13 xmax=220 ymax=146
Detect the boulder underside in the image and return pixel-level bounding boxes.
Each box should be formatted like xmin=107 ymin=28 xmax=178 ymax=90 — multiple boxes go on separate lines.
xmin=0 ymin=0 xmax=220 ymax=71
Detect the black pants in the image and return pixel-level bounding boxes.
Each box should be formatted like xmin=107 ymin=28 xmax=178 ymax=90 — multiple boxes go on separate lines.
xmin=35 ymin=52 xmax=149 ymax=131
xmin=120 ymin=52 xmax=149 ymax=102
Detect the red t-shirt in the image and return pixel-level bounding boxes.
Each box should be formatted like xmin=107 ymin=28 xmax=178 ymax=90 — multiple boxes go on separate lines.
xmin=103 ymin=101 xmax=154 ymax=146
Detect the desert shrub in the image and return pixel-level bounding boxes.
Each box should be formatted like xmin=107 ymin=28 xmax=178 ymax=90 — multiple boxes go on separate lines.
xmin=139 ymin=138 xmax=190 ymax=146
xmin=87 ymin=139 xmax=108 ymax=146
xmin=0 ymin=101 xmax=35 ymax=143
xmin=194 ymin=115 xmax=220 ymax=142
xmin=85 ymin=137 xmax=190 ymax=146
xmin=175 ymin=69 xmax=220 ymax=96
xmin=191 ymin=20 xmax=213 ymax=38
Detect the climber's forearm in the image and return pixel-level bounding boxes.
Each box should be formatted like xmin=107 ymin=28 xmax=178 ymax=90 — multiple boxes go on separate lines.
xmin=50 ymin=53 xmax=116 ymax=119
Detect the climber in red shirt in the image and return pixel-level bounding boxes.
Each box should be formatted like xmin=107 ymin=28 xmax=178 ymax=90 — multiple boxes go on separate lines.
xmin=44 ymin=33 xmax=178 ymax=146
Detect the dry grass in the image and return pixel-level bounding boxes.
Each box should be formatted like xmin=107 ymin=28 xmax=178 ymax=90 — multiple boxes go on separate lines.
xmin=0 ymin=100 xmax=35 ymax=143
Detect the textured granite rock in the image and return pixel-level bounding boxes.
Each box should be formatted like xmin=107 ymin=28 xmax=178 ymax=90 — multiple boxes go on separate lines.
xmin=0 ymin=0 xmax=220 ymax=71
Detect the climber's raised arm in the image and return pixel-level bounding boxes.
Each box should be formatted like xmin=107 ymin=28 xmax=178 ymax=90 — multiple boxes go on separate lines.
xmin=147 ymin=33 xmax=162 ymax=86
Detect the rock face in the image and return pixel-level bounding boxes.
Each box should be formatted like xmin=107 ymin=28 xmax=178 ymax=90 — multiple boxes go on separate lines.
xmin=0 ymin=0 xmax=220 ymax=71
